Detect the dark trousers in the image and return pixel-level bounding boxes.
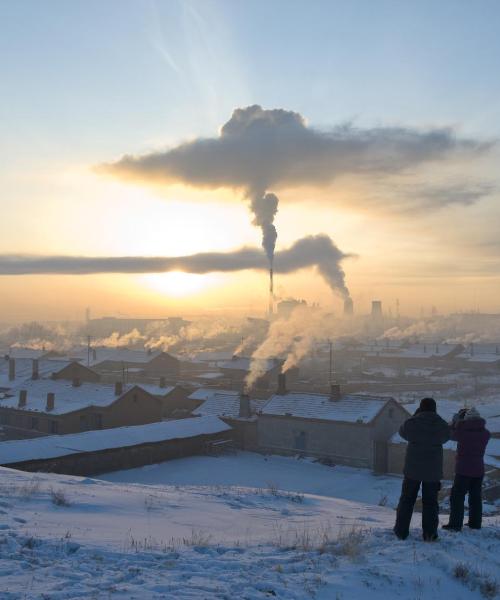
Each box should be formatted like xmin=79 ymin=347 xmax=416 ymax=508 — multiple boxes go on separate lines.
xmin=394 ymin=478 xmax=440 ymax=538
xmin=448 ymin=474 xmax=483 ymax=529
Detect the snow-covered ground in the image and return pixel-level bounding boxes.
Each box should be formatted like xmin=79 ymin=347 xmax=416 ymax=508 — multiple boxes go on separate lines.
xmin=99 ymin=452 xmax=405 ymax=508
xmin=1 ymin=456 xmax=499 ymax=599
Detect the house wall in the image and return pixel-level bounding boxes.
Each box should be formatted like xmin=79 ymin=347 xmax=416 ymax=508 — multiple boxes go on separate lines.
xmin=5 ymin=431 xmax=232 ymax=476
xmin=387 ymin=442 xmax=456 ymax=480
xmin=257 ymin=415 xmax=373 ymax=468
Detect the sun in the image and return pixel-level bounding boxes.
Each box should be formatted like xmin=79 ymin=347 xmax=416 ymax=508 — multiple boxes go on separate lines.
xmin=141 ymin=272 xmax=220 ymax=298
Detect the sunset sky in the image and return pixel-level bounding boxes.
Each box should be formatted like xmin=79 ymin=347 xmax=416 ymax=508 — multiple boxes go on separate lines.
xmin=1 ymin=0 xmax=500 ymax=321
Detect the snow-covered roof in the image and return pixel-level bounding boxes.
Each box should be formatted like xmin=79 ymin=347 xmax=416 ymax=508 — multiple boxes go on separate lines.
xmin=189 ymin=388 xmax=239 ymax=402
xmin=193 ymin=390 xmax=267 ymax=418
xmin=0 ymin=380 xmax=146 ymax=415
xmin=193 ymin=393 xmax=243 ymax=418
xmin=219 ymin=357 xmax=278 ymax=373
xmin=135 ymin=383 xmax=175 ymax=397
xmin=63 ymin=347 xmax=165 ymax=366
xmin=196 ymin=372 xmax=224 ymax=380
xmin=261 ymin=392 xmax=393 ymax=424
xmin=0 ymin=358 xmax=72 ymax=388
xmin=0 ymin=416 xmax=231 ymax=465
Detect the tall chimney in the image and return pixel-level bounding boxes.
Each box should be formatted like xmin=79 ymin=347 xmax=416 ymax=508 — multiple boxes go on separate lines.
xmin=8 ymin=358 xmax=15 ymax=381
xmin=18 ymin=389 xmax=27 ymax=408
xmin=46 ymin=392 xmax=55 ymax=411
xmin=343 ymin=297 xmax=354 ymax=316
xmin=239 ymin=393 xmax=251 ymax=418
xmin=32 ymin=359 xmax=39 ymax=380
xmin=277 ymin=373 xmax=287 ymax=395
xmin=330 ymin=383 xmax=341 ymax=402
xmin=114 ymin=381 xmax=123 ymax=396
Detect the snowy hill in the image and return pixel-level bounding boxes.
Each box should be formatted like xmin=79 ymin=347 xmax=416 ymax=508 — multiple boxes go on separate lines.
xmin=1 ymin=457 xmax=499 ymax=599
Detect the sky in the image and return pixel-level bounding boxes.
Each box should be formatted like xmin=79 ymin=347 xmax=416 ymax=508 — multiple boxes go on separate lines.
xmin=1 ymin=0 xmax=500 ymax=321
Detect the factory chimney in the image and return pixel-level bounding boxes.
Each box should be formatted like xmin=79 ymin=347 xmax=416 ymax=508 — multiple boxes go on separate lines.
xmin=268 ymin=268 xmax=274 ymax=317
xmin=343 ymin=298 xmax=354 ymax=316
xmin=371 ymin=300 xmax=382 ymax=319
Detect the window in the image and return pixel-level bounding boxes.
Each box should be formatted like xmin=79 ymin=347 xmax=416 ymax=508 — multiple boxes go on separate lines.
xmin=30 ymin=417 xmax=39 ymax=430
xmin=93 ymin=413 xmax=103 ymax=429
xmin=50 ymin=420 xmax=59 ymax=434
xmin=79 ymin=415 xmax=87 ymax=431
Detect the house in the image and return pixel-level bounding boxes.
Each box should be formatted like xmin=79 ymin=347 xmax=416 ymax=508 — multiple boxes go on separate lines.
xmin=219 ymin=356 xmax=283 ymax=389
xmin=52 ymin=361 xmax=101 ymax=383
xmin=257 ymin=383 xmax=410 ymax=471
xmin=190 ymin=388 xmax=266 ymax=448
xmin=0 ymin=416 xmax=232 ymax=475
xmin=0 ymin=379 xmax=170 ymax=439
xmin=88 ymin=348 xmax=181 ymax=378
xmin=0 ymin=357 xmax=72 ymax=388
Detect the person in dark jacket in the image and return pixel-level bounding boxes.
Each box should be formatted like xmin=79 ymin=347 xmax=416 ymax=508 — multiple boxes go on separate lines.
xmin=394 ymin=397 xmax=450 ymax=541
xmin=443 ymin=407 xmax=490 ymax=531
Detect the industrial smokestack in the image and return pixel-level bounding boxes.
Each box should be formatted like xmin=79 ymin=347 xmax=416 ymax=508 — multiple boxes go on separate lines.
xmin=343 ymin=298 xmax=353 ymax=316
xmin=32 ymin=359 xmax=39 ymax=380
xmin=8 ymin=358 xmax=15 ymax=381
xmin=18 ymin=389 xmax=27 ymax=408
xmin=46 ymin=392 xmax=55 ymax=411
xmin=268 ymin=268 xmax=274 ymax=316
xmin=277 ymin=373 xmax=287 ymax=395
xmin=371 ymin=300 xmax=382 ymax=319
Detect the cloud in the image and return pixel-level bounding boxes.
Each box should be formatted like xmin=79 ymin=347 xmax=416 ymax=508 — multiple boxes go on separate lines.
xmin=100 ymin=105 xmax=488 ymax=197
xmin=0 ymin=235 xmax=351 ymax=299
xmin=365 ymin=180 xmax=496 ymax=214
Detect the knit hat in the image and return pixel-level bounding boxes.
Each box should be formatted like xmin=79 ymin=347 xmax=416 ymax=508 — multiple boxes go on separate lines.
xmin=419 ymin=397 xmax=436 ymax=412
xmin=465 ymin=406 xmax=481 ymax=420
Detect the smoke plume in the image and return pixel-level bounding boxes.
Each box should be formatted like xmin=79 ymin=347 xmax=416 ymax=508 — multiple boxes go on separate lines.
xmin=0 ymin=234 xmax=351 ymax=299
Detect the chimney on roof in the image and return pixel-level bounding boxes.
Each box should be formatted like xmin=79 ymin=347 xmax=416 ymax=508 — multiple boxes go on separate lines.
xmin=330 ymin=383 xmax=341 ymax=402
xmin=92 ymin=348 xmax=97 ymax=361
xmin=114 ymin=381 xmax=123 ymax=396
xmin=72 ymin=377 xmax=81 ymax=387
xmin=159 ymin=376 xmax=166 ymax=389
xmin=239 ymin=393 xmax=251 ymax=418
xmin=277 ymin=372 xmax=287 ymax=395
xmin=8 ymin=358 xmax=15 ymax=381
xmin=31 ymin=358 xmax=39 ymax=380
xmin=46 ymin=392 xmax=55 ymax=411
xmin=18 ymin=389 xmax=27 ymax=408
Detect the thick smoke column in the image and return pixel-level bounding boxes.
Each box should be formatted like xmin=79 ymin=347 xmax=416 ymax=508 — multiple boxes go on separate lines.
xmin=250 ymin=191 xmax=279 ymax=313
xmin=0 ymin=234 xmax=351 ymax=298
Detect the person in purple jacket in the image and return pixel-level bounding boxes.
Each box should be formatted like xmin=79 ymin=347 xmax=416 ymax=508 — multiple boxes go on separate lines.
xmin=443 ymin=407 xmax=491 ymax=531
